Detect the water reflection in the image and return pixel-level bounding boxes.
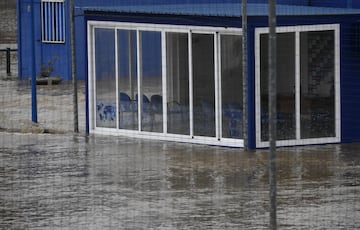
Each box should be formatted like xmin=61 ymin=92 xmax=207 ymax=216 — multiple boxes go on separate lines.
xmin=0 ymin=132 xmax=359 ymax=229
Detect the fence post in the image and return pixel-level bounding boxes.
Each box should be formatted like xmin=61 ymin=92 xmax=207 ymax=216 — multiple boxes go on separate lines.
xmin=242 ymin=0 xmax=248 ymax=151
xmin=269 ymin=0 xmax=277 ymax=229
xmin=6 ymin=48 xmax=11 ymax=75
xmin=70 ymin=0 xmax=79 ymax=133
xmin=31 ymin=0 xmax=38 ymax=123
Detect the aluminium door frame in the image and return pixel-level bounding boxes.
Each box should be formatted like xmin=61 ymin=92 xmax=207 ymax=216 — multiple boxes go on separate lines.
xmin=255 ymin=24 xmax=341 ymax=148
xmin=87 ymin=20 xmax=244 ymax=147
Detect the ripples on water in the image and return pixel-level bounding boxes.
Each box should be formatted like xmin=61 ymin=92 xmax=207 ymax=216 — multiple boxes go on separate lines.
xmin=0 ymin=132 xmax=359 ymax=229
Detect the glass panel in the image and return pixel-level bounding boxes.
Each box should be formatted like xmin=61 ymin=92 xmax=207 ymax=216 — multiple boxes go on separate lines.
xmin=166 ymin=32 xmax=190 ymax=135
xmin=259 ymin=34 xmax=269 ymax=141
xmin=95 ymin=28 xmax=116 ymax=128
xmin=260 ymin=32 xmax=296 ymax=141
xmin=221 ymin=34 xmax=243 ymax=139
xmin=118 ymin=30 xmax=138 ymax=130
xmin=140 ymin=31 xmax=163 ymax=132
xmin=300 ymin=30 xmax=335 ymax=138
xmin=192 ymin=33 xmax=215 ymax=137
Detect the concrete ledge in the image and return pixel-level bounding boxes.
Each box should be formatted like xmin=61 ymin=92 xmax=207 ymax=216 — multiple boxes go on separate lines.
xmin=36 ymin=77 xmax=62 ymax=85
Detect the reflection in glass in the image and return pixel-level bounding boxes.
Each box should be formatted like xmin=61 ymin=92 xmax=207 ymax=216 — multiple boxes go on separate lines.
xmin=118 ymin=30 xmax=138 ymax=130
xmin=300 ymin=31 xmax=335 ymax=138
xmin=192 ymin=33 xmax=215 ymax=137
xmin=166 ymin=32 xmax=190 ymax=135
xmin=140 ymin=31 xmax=163 ymax=133
xmin=221 ymin=35 xmax=243 ymax=139
xmin=95 ymin=28 xmax=116 ymax=128
xmin=260 ymin=33 xmax=296 ymax=141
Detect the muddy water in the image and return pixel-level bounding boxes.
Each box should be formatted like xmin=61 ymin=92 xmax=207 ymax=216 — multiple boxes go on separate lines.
xmin=0 ymin=132 xmax=359 ymax=229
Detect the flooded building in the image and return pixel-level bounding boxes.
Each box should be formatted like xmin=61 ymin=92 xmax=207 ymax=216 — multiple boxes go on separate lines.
xmin=17 ymin=0 xmax=360 ymax=149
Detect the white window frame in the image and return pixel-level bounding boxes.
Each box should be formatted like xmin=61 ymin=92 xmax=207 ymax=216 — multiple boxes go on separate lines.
xmin=87 ymin=21 xmax=243 ymax=147
xmin=255 ymin=24 xmax=341 ymax=148
xmin=41 ymin=0 xmax=66 ymax=43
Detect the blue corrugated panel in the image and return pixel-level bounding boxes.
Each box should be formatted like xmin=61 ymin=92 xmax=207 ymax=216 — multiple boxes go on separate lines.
xmin=79 ymin=3 xmax=360 ymax=17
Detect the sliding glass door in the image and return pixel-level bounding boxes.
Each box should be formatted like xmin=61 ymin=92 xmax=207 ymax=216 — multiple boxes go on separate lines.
xmin=166 ymin=32 xmax=190 ymax=135
xmin=94 ymin=28 xmax=116 ymax=128
xmin=89 ymin=22 xmax=243 ymax=147
xmin=192 ymin=33 xmax=216 ymax=137
xmin=260 ymin=32 xmax=296 ymax=141
xmin=139 ymin=31 xmax=163 ymax=133
xmin=300 ymin=30 xmax=336 ymax=139
xmin=256 ymin=24 xmax=340 ymax=147
xmin=220 ymin=34 xmax=243 ymax=139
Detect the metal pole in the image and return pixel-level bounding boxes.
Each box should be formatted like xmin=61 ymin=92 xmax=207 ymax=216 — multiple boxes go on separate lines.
xmin=31 ymin=0 xmax=37 ymax=123
xmin=6 ymin=48 xmax=11 ymax=75
xmin=242 ymin=0 xmax=248 ymax=150
xmin=70 ymin=0 xmax=79 ymax=133
xmin=268 ymin=0 xmax=277 ymax=229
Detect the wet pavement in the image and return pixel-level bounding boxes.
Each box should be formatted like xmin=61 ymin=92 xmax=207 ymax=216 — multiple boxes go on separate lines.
xmin=0 ymin=132 xmax=359 ymax=229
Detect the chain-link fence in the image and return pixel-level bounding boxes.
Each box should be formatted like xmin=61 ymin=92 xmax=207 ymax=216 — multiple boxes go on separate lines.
xmin=0 ymin=1 xmax=359 ymax=229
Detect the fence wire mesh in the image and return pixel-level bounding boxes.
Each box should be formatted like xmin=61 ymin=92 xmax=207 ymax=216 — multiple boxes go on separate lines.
xmin=0 ymin=1 xmax=359 ymax=229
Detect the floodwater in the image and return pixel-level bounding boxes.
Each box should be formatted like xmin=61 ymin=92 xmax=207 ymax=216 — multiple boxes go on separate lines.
xmin=0 ymin=132 xmax=359 ymax=229
xmin=0 ymin=60 xmax=359 ymax=230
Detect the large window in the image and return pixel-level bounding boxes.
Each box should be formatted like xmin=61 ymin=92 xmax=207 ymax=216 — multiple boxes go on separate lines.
xmin=255 ymin=24 xmax=340 ymax=147
xmin=41 ymin=0 xmax=65 ymax=43
xmin=88 ymin=22 xmax=243 ymax=147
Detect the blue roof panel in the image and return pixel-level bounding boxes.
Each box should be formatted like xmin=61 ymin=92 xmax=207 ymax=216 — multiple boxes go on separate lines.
xmin=80 ymin=3 xmax=360 ymax=17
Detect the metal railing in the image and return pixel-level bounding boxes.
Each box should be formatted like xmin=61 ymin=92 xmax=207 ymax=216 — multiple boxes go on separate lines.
xmin=0 ymin=47 xmax=18 ymax=75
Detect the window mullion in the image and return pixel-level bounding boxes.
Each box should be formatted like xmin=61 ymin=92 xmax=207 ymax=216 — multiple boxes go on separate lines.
xmin=296 ymin=31 xmax=301 ymax=140
xmin=115 ymin=30 xmax=119 ymax=129
xmin=215 ymin=32 xmax=221 ymax=140
xmin=161 ymin=31 xmax=167 ymax=134
xmin=137 ymin=30 xmax=142 ymax=131
xmin=189 ymin=31 xmax=194 ymax=138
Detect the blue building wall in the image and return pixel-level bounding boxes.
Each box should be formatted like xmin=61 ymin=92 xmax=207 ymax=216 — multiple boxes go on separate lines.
xmin=80 ymin=10 xmax=360 ymax=147
xmin=17 ymin=0 xmax=360 ymax=80
xmin=17 ymin=0 xmax=360 ymax=147
xmin=18 ymin=0 xmax=41 ymax=80
xmin=339 ymin=18 xmax=360 ymax=144
xmin=17 ymin=0 xmax=71 ymax=80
